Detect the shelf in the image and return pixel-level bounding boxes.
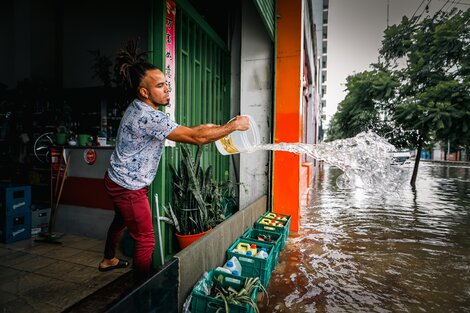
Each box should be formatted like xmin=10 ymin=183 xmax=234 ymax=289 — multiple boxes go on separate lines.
xmin=31 ymin=168 xmax=50 ymax=172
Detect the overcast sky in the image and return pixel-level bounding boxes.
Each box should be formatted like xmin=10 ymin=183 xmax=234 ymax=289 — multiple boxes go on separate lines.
xmin=326 ymin=0 xmax=468 ymax=126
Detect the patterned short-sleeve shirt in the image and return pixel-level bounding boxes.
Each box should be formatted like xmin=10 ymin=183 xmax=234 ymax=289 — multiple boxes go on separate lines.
xmin=107 ymin=98 xmax=178 ymax=190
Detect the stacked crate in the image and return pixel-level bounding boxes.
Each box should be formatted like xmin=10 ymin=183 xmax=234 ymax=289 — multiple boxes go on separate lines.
xmin=191 ymin=269 xmax=259 ymax=313
xmin=190 ymin=211 xmax=291 ymax=313
xmin=241 ymin=228 xmax=283 ymax=266
xmin=0 ymin=185 xmax=32 ymax=243
xmin=254 ymin=212 xmax=291 ymax=249
xmin=226 ymin=237 xmax=276 ymax=287
xmin=31 ymin=206 xmax=51 ymax=236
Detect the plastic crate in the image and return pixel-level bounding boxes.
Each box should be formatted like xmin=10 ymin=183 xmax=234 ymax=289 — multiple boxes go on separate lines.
xmin=255 ymin=213 xmax=291 ymax=249
xmin=191 ymin=269 xmax=259 ymax=313
xmin=262 ymin=212 xmax=291 ymax=232
xmin=0 ymin=211 xmax=32 ymax=244
xmin=0 ymin=185 xmax=31 ymax=215
xmin=241 ymin=228 xmax=282 ymax=266
xmin=31 ymin=207 xmax=50 ymax=230
xmin=226 ymin=238 xmax=275 ymax=287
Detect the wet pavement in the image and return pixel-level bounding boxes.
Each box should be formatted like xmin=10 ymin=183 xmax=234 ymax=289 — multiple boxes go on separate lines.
xmin=0 ymin=234 xmax=131 ymax=313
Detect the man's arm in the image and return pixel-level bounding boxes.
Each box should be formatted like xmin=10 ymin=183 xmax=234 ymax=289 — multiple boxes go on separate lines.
xmin=167 ymin=115 xmax=250 ymax=145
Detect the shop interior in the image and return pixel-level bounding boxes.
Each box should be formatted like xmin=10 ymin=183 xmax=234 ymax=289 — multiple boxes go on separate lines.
xmin=0 ymin=0 xmax=152 ymax=210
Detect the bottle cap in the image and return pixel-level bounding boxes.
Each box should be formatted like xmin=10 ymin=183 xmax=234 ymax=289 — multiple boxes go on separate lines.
xmin=250 ymin=244 xmax=256 ymax=248
xmin=226 ymin=261 xmax=233 ymax=267
xmin=232 ymin=270 xmax=239 ymax=275
xmin=246 ymin=251 xmax=252 ymax=256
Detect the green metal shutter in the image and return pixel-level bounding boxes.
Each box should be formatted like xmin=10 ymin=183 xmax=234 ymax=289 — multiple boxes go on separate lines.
xmin=148 ymin=0 xmax=175 ymax=266
xmin=148 ymin=0 xmax=231 ymax=265
xmin=176 ymin=0 xmax=231 ymax=181
xmin=253 ymin=0 xmax=276 ymax=41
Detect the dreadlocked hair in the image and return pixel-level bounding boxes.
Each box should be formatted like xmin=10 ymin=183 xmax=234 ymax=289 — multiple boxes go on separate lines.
xmin=115 ymin=38 xmax=157 ymax=96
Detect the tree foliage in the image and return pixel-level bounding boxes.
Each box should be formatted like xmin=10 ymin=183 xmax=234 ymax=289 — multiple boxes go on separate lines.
xmin=381 ymin=8 xmax=470 ymax=146
xmin=326 ymin=8 xmax=470 ymax=185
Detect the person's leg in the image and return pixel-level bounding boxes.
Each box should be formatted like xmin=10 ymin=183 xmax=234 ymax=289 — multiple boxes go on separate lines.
xmin=101 ymin=174 xmax=155 ymax=278
xmin=99 ymin=174 xmax=130 ymax=270
xmin=103 ymin=208 xmax=125 ymax=259
xmin=99 ymin=207 xmax=127 ymax=269
xmin=123 ymin=187 xmax=155 ymax=280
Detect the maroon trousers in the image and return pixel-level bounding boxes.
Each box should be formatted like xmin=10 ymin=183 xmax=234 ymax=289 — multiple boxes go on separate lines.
xmin=104 ymin=173 xmax=155 ymax=278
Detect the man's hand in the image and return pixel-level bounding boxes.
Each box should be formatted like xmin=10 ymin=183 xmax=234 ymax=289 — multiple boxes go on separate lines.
xmin=230 ymin=115 xmax=250 ymax=131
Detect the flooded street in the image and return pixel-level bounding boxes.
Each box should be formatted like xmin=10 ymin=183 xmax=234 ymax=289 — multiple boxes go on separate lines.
xmin=260 ymin=162 xmax=470 ymax=313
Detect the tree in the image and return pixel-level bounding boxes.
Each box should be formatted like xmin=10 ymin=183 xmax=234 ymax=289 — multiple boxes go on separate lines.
xmin=381 ymin=8 xmax=470 ymax=185
xmin=327 ymin=8 xmax=470 ymax=186
xmin=326 ymin=67 xmax=412 ymax=148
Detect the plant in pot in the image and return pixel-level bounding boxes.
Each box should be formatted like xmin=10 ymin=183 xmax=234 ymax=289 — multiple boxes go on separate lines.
xmin=162 ymin=144 xmax=236 ymax=249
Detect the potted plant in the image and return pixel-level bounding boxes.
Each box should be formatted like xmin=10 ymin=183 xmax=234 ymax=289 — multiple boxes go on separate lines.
xmin=162 ymin=144 xmax=235 ymax=249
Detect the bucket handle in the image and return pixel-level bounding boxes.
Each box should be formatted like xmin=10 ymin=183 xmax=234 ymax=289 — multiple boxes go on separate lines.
xmin=226 ymin=115 xmax=250 ymax=125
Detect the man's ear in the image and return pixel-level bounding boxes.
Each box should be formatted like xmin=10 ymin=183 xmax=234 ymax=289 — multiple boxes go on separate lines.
xmin=139 ymin=87 xmax=149 ymax=99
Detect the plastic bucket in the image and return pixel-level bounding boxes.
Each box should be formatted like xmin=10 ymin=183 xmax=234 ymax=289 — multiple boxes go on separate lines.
xmin=78 ymin=134 xmax=92 ymax=147
xmin=215 ymin=115 xmax=260 ymax=155
xmin=55 ymin=133 xmax=67 ymax=145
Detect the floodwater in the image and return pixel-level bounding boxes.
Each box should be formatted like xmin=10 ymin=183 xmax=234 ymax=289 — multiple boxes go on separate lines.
xmin=259 ymin=162 xmax=470 ymax=313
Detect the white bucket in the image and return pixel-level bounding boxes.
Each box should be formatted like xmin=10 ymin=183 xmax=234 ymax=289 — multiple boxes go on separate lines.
xmin=215 ymin=115 xmax=260 ymax=155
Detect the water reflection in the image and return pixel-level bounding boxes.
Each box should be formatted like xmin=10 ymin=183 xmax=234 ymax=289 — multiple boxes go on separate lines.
xmin=260 ymin=162 xmax=470 ymax=313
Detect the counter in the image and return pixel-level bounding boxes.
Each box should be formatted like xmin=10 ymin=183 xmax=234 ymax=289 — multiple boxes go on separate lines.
xmin=52 ymin=145 xmax=116 ymax=239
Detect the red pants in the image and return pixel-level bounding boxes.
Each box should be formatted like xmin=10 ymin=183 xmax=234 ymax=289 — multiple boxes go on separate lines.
xmin=104 ymin=173 xmax=155 ymax=278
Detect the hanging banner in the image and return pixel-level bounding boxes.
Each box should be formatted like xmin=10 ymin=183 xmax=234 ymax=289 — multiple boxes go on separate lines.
xmin=165 ymin=0 xmax=176 ymax=147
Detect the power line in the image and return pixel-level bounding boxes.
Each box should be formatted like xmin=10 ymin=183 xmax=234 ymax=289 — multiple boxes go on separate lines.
xmin=435 ymin=0 xmax=470 ymax=6
xmin=417 ymin=0 xmax=432 ymax=22
xmin=447 ymin=0 xmax=464 ymax=11
xmin=438 ymin=0 xmax=452 ymax=13
xmin=446 ymin=0 xmax=457 ymax=12
xmin=412 ymin=0 xmax=432 ymax=25
xmin=412 ymin=0 xmax=428 ymax=19
xmin=424 ymin=0 xmax=432 ymax=13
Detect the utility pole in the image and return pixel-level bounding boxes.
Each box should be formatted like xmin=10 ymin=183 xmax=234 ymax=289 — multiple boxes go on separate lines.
xmin=386 ymin=0 xmax=390 ymax=27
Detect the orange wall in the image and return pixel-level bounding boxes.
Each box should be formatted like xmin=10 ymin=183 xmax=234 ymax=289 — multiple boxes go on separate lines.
xmin=273 ymin=0 xmax=302 ymax=232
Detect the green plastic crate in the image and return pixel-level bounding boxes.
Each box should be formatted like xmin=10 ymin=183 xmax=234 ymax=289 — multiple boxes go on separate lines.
xmin=262 ymin=212 xmax=291 ymax=236
xmin=254 ymin=213 xmax=291 ymax=250
xmin=226 ymin=238 xmax=275 ymax=287
xmin=241 ymin=228 xmax=281 ymax=266
xmin=191 ymin=269 xmax=258 ymax=313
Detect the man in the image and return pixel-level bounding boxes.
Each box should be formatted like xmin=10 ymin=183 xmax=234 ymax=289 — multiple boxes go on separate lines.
xmin=98 ymin=59 xmax=249 ymax=282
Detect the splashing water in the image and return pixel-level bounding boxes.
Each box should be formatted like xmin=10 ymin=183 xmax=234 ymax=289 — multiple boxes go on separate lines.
xmin=251 ymin=131 xmax=405 ymax=193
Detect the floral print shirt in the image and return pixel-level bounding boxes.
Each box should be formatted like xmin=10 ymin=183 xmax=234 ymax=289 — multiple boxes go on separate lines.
xmin=107 ymin=98 xmax=178 ymax=190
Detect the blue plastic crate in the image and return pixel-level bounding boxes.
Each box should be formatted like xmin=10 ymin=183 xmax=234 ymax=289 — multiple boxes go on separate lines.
xmin=1 ymin=211 xmax=32 ymax=244
xmin=0 ymin=185 xmax=31 ymax=215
